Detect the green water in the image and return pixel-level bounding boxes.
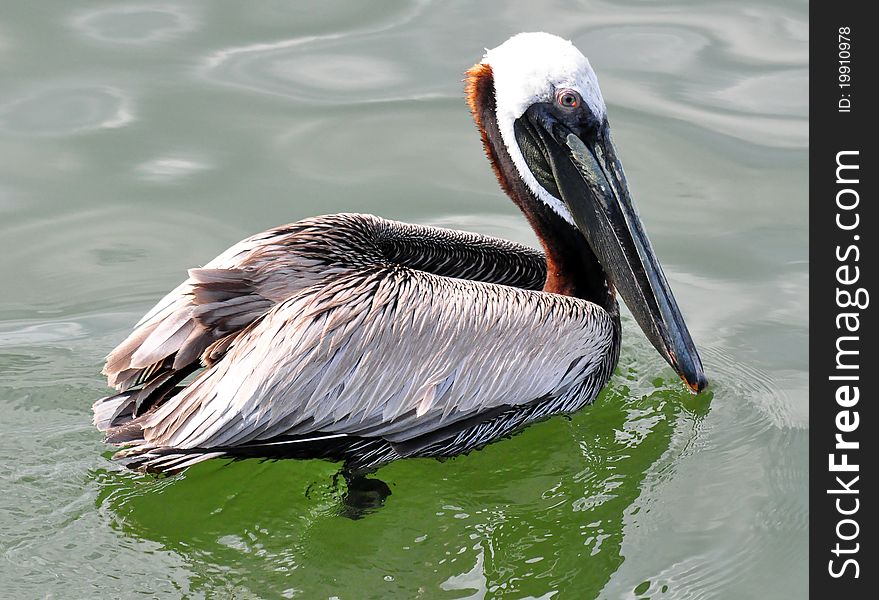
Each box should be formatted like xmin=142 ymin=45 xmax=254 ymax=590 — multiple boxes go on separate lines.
xmin=0 ymin=1 xmax=807 ymax=598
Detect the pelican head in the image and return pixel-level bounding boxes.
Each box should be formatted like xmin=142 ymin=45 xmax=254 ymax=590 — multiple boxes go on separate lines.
xmin=467 ymin=32 xmax=707 ymax=392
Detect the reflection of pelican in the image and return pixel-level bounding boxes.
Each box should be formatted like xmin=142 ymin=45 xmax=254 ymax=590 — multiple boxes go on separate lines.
xmin=94 ymin=32 xmax=706 ymax=478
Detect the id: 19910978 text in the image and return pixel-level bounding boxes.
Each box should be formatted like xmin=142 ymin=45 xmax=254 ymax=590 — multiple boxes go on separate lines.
xmin=838 ymin=27 xmax=852 ymax=113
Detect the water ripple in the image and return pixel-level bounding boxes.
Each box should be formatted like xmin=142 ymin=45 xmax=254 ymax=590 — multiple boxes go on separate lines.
xmin=701 ymin=344 xmax=800 ymax=430
xmin=577 ymin=1 xmax=807 ymax=67
xmin=692 ymin=68 xmax=808 ymax=117
xmin=70 ymin=4 xmax=197 ymax=46
xmin=199 ymin=0 xmax=443 ymax=105
xmin=0 ymin=85 xmax=134 ymax=136
xmin=0 ymin=321 xmax=88 ymax=348
xmin=135 ymin=155 xmax=213 ymax=182
xmin=0 ymin=206 xmax=242 ymax=318
xmin=583 ymin=25 xmax=711 ymax=73
xmin=569 ymin=2 xmax=808 ymax=148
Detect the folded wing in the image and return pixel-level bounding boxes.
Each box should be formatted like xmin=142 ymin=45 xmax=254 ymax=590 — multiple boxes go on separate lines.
xmin=117 ymin=266 xmax=614 ymax=458
xmin=102 ymin=213 xmax=547 ymax=396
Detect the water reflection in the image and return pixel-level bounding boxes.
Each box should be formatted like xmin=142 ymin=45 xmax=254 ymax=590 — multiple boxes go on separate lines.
xmin=94 ymin=374 xmax=710 ymax=599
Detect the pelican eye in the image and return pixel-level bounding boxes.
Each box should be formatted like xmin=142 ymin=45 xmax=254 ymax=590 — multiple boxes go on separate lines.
xmin=556 ymin=89 xmax=580 ymax=109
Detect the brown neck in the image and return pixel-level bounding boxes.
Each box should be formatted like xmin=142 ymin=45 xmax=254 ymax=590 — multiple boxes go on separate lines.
xmin=465 ymin=63 xmax=615 ymax=311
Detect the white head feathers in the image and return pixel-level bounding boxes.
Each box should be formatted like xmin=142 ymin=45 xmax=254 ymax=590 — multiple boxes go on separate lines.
xmin=482 ymin=32 xmax=606 ymax=225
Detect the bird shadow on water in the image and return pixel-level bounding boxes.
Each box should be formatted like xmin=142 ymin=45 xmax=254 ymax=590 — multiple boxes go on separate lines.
xmin=91 ymin=368 xmax=712 ymax=599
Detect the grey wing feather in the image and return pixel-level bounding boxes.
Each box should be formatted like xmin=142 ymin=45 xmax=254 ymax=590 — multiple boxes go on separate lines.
xmin=102 ymin=215 xmax=383 ymax=390
xmin=102 ymin=213 xmax=546 ymax=393
xmin=129 ymin=266 xmax=614 ymax=453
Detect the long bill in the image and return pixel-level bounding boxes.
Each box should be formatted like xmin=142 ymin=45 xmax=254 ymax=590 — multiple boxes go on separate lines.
xmin=523 ymin=106 xmax=707 ymax=392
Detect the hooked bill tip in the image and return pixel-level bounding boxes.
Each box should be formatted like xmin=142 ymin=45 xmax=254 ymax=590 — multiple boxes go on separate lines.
xmin=681 ymin=371 xmax=708 ymax=394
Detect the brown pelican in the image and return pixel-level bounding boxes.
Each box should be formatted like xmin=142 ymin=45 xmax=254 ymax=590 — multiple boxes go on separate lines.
xmin=94 ymin=32 xmax=706 ymax=483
